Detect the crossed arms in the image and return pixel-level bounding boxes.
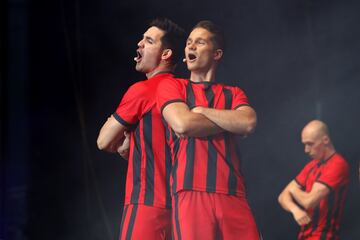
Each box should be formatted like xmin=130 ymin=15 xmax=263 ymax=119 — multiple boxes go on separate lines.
xmin=97 ymin=115 xmax=130 ymax=158
xmin=162 ymin=102 xmax=257 ymax=138
xmin=278 ymin=180 xmax=330 ymax=226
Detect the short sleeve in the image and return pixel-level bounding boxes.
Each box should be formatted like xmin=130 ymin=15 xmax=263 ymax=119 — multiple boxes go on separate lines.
xmin=295 ymin=161 xmax=316 ymax=188
xmin=232 ymin=87 xmax=250 ymax=109
xmin=156 ymin=78 xmax=185 ymax=114
xmin=113 ymin=81 xmax=150 ymax=128
xmin=317 ymin=158 xmax=349 ymax=190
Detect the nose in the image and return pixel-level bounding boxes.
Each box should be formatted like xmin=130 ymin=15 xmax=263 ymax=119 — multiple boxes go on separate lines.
xmin=137 ymin=39 xmax=144 ymax=47
xmin=304 ymin=146 xmax=310 ymax=154
xmin=187 ymin=42 xmax=196 ymax=50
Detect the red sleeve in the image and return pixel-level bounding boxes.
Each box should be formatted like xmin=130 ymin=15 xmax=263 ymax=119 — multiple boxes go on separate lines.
xmin=232 ymin=87 xmax=250 ymax=109
xmin=317 ymin=158 xmax=349 ymax=190
xmin=156 ymin=78 xmax=186 ymax=114
xmin=113 ymin=81 xmax=150 ymax=128
xmin=295 ymin=161 xmax=316 ymax=188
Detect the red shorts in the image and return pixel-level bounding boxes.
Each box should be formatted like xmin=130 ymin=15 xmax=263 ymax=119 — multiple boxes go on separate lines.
xmin=172 ymin=191 xmax=260 ymax=240
xmin=119 ymin=204 xmax=171 ymax=240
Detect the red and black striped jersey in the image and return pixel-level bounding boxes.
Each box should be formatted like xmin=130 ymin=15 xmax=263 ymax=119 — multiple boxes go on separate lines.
xmin=157 ymin=78 xmax=250 ymax=197
xmin=113 ymin=73 xmax=174 ymax=209
xmin=295 ymin=153 xmax=349 ymax=240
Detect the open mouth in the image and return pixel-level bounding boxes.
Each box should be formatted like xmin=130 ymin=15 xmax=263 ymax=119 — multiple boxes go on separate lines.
xmin=188 ymin=53 xmax=197 ymax=62
xmin=134 ymin=50 xmax=142 ymax=62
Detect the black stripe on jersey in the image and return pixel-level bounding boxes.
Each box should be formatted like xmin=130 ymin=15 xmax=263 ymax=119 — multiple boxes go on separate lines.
xmin=125 ymin=204 xmax=139 ymax=240
xmin=173 ymin=194 xmax=182 ymax=240
xmin=329 ymin=185 xmax=347 ymax=239
xmin=119 ymin=205 xmax=129 ymax=240
xmin=112 ymin=112 xmax=137 ymax=129
xmin=320 ymin=190 xmax=335 ymax=240
xmin=310 ymin=206 xmax=320 ymax=236
xmin=184 ymin=138 xmax=195 ymax=189
xmin=186 ymin=83 xmax=196 ymax=108
xmin=165 ymin=136 xmax=172 ymax=208
xmin=205 ymin=87 xmax=217 ymax=192
xmin=131 ymin=125 xmax=142 ymax=203
xmin=172 ymin=130 xmax=180 ymax=195
xmin=143 ymin=112 xmax=154 ymax=205
xmin=223 ymin=88 xmax=237 ymax=195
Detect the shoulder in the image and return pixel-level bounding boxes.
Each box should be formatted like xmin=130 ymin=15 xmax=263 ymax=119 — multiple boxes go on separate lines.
xmin=302 ymin=159 xmax=319 ymax=170
xmin=326 ymin=153 xmax=349 ymax=171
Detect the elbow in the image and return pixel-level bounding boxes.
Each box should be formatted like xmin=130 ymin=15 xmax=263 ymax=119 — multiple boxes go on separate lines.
xmin=97 ymin=136 xmax=111 ymax=152
xmin=242 ymin=117 xmax=257 ymax=136
xmin=171 ymin=120 xmax=191 ymax=137
xmin=278 ymin=193 xmax=285 ymax=206
xmin=97 ymin=137 xmax=106 ymax=150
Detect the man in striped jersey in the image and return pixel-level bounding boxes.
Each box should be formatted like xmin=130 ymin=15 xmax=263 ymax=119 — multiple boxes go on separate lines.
xmin=278 ymin=120 xmax=349 ymax=239
xmin=97 ymin=18 xmax=185 ymax=240
xmin=157 ymin=20 xmax=260 ymax=240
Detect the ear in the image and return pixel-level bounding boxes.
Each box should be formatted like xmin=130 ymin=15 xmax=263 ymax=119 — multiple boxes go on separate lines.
xmin=161 ymin=49 xmax=173 ymax=61
xmin=213 ymin=49 xmax=223 ymax=61
xmin=322 ymin=135 xmax=330 ymax=144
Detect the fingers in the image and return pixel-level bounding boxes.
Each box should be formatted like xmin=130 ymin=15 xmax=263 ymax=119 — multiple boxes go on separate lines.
xmin=296 ymin=215 xmax=311 ymax=226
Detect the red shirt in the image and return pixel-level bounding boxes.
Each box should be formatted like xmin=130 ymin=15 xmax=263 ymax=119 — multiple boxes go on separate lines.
xmin=113 ymin=73 xmax=174 ymax=209
xmin=157 ymin=78 xmax=250 ymax=197
xmin=295 ymin=153 xmax=349 ymax=240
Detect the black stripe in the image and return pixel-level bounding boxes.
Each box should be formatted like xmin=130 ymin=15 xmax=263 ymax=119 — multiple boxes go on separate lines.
xmin=112 ymin=113 xmax=137 ymax=129
xmin=329 ymin=185 xmax=347 ymax=239
xmin=310 ymin=206 xmax=320 ymax=236
xmin=183 ymin=83 xmax=195 ymax=189
xmin=320 ymin=190 xmax=335 ymax=239
xmin=130 ymin=126 xmax=141 ymax=203
xmin=164 ymin=133 xmax=172 ymax=208
xmin=143 ymin=112 xmax=154 ymax=205
xmin=223 ymin=88 xmax=237 ymax=194
xmin=185 ymin=82 xmax=196 ymax=108
xmin=183 ymin=138 xmax=195 ymax=189
xmin=205 ymin=87 xmax=217 ymax=192
xmin=308 ymin=170 xmax=321 ymax=237
xmin=118 ymin=205 xmax=129 ymax=240
xmin=125 ymin=204 xmax=139 ymax=240
xmin=163 ymin=120 xmax=174 ymax=205
xmin=172 ymin=130 xmax=180 ymax=195
xmin=174 ymin=194 xmax=182 ymax=240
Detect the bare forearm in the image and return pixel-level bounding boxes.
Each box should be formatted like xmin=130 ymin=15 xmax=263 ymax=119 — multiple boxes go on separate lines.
xmin=290 ymin=188 xmax=312 ymax=209
xmin=163 ymin=102 xmax=223 ymax=137
xmin=279 ymin=191 xmax=303 ymax=214
xmin=97 ymin=116 xmax=126 ymax=153
xmin=195 ymin=107 xmax=256 ymax=135
xmin=175 ymin=112 xmax=223 ymax=137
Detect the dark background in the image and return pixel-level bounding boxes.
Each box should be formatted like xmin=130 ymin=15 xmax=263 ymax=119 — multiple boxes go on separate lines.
xmin=1 ymin=0 xmax=360 ymax=239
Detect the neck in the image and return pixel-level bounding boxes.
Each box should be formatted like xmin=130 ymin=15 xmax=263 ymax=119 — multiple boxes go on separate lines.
xmin=190 ymin=66 xmax=217 ymax=82
xmin=146 ymin=64 xmax=174 ymax=79
xmin=322 ymin=145 xmax=336 ymax=161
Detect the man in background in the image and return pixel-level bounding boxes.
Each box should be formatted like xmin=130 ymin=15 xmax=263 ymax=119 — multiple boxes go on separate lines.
xmin=278 ymin=120 xmax=349 ymax=239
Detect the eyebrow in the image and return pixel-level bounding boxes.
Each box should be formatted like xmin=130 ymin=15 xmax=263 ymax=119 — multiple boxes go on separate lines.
xmin=144 ymin=35 xmax=155 ymax=42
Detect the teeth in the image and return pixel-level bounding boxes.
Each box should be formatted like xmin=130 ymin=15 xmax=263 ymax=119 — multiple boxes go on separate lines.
xmin=134 ymin=51 xmax=142 ymax=62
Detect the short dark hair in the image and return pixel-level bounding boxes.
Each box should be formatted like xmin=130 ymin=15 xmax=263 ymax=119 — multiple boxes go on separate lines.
xmin=149 ymin=18 xmax=186 ymax=65
xmin=193 ymin=20 xmax=225 ymax=52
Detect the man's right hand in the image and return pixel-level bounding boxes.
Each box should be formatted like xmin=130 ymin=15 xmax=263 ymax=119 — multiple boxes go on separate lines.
xmin=292 ymin=208 xmax=311 ymax=226
xmin=117 ymin=131 xmax=130 ymax=160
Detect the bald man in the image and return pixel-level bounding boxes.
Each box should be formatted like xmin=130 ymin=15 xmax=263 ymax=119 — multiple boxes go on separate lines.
xmin=278 ymin=120 xmax=349 ymax=240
